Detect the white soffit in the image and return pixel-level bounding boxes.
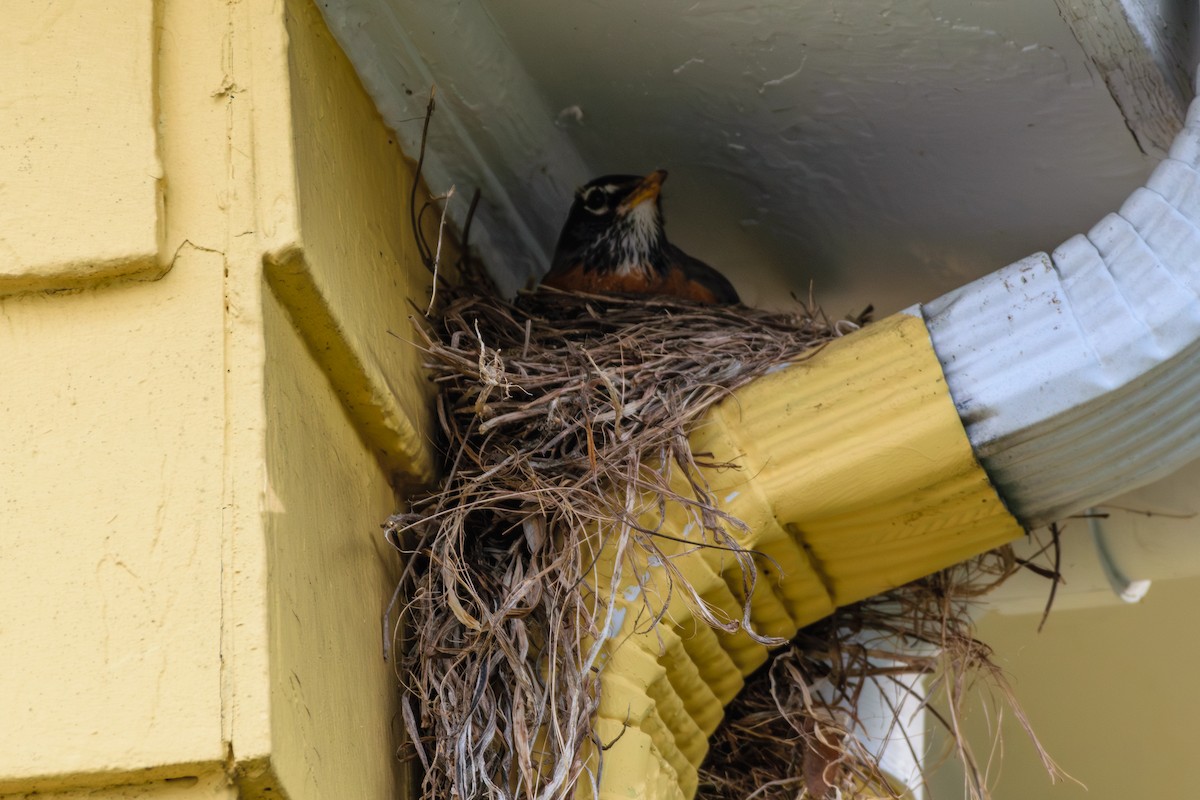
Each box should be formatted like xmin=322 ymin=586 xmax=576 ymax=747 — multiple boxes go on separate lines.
xmin=314 ymin=0 xmax=588 ymax=296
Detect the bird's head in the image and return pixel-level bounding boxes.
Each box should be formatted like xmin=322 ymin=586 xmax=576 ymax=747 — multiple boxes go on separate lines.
xmin=552 ymin=170 xmax=670 ymax=276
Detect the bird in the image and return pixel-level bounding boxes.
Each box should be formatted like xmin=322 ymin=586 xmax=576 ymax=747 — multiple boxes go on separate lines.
xmin=541 ymin=170 xmax=740 ymax=305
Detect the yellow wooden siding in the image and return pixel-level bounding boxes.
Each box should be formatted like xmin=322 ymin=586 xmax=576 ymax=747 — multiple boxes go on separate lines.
xmin=0 ymin=1 xmax=161 ymax=294
xmin=267 ymin=0 xmax=450 ymax=488
xmin=0 ymin=0 xmax=436 ymax=796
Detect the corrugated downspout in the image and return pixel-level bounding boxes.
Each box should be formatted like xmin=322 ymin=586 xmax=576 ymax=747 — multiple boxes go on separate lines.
xmin=924 ymin=86 xmax=1200 ymax=527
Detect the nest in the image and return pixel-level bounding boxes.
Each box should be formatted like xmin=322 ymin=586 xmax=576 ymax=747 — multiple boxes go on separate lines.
xmin=385 ymin=280 xmax=1057 ymax=799
xmin=380 ymin=89 xmax=1067 ymax=799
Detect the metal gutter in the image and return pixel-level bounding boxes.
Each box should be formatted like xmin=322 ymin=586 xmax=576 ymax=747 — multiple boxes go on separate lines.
xmin=924 ymin=83 xmax=1200 ymax=526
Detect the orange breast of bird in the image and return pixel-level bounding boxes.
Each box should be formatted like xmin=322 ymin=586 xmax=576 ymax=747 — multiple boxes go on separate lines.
xmin=542 ymin=263 xmax=723 ymax=304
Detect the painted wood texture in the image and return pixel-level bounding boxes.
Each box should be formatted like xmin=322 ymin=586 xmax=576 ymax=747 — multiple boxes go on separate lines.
xmin=1055 ymin=0 xmax=1189 ymax=155
xmin=0 ymin=1 xmax=162 ymax=294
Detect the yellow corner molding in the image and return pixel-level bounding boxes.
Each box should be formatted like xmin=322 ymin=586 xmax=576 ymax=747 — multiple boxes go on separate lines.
xmin=592 ymin=311 xmax=1023 ymax=800
xmin=262 ymin=0 xmax=458 ymax=490
xmin=265 ymin=247 xmax=437 ymax=487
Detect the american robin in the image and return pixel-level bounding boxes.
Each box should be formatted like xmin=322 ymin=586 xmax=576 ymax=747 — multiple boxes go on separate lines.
xmin=541 ymin=170 xmax=740 ymax=305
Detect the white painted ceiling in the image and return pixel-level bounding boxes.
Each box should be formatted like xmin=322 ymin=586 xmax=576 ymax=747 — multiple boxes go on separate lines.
xmin=316 ymin=0 xmax=1195 ymax=317
xmin=473 ymin=0 xmax=1156 ymax=317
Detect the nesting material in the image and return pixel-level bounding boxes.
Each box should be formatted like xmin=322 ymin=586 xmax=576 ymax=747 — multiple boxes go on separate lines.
xmin=387 ymin=285 xmax=856 ymax=799
xmin=385 ymin=283 xmax=1054 ymax=800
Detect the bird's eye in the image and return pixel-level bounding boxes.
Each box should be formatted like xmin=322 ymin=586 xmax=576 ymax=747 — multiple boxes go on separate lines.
xmin=581 ymin=188 xmax=608 ymax=213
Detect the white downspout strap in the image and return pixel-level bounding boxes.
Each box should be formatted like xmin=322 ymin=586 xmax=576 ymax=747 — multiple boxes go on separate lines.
xmin=924 ymin=81 xmax=1200 ymax=527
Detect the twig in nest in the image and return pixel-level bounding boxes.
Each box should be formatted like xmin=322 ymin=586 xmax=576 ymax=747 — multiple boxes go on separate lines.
xmin=409 ymin=86 xmax=437 ymax=271
xmin=1037 ymin=522 xmax=1063 ymax=634
xmin=456 ymin=187 xmax=483 ymax=275
xmin=404 ymin=88 xmax=490 ymax=311
xmin=425 ymin=184 xmax=456 ymax=316
xmin=1097 ymin=502 xmax=1198 ymax=520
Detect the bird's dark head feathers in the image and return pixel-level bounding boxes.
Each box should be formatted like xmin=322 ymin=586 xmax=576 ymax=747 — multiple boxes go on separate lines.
xmin=551 ymin=170 xmax=670 ymax=276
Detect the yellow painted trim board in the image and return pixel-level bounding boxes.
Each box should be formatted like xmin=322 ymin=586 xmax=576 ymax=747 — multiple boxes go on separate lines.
xmin=592 ymin=311 xmax=1023 ymax=800
xmin=0 ymin=770 xmax=239 ymax=800
xmin=0 ymin=0 xmax=162 ymax=295
xmin=270 ymin=0 xmax=455 ymax=490
xmin=265 ymin=248 xmax=437 ymax=487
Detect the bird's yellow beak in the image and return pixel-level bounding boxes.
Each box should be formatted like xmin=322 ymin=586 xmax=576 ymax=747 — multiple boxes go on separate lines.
xmin=617 ymin=169 xmax=667 ymax=214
